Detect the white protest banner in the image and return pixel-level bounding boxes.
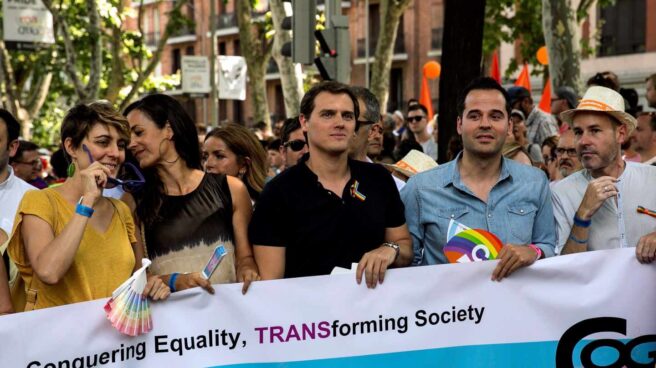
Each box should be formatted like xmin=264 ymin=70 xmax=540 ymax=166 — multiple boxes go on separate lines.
xmin=181 ymin=56 xmax=210 ymax=95
xmin=217 ymin=56 xmax=247 ymax=100
xmin=3 ymin=0 xmax=54 ymax=50
xmin=0 ymin=248 xmax=654 ymax=367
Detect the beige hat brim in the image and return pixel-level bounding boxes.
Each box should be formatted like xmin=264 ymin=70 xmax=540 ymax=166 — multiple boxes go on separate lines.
xmin=560 ymin=108 xmax=636 ymax=134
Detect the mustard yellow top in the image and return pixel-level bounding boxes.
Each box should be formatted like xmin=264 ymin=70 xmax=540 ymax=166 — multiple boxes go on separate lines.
xmin=8 ymin=189 xmax=136 ymax=310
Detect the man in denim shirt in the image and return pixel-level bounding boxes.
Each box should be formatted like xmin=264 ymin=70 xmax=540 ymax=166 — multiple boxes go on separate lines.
xmin=401 ymin=78 xmax=556 ymax=280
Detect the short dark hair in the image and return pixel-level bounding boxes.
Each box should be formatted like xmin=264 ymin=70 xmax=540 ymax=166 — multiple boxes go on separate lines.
xmin=267 ymin=138 xmax=282 ymax=151
xmin=457 ymin=77 xmax=512 ymax=117
xmin=646 ymin=73 xmax=656 ymax=86
xmin=61 ymin=101 xmax=130 ymax=161
xmin=299 ymin=81 xmax=360 ymax=122
xmin=587 ymin=71 xmax=619 ymax=91
xmin=11 ymin=140 xmax=39 ymax=163
xmin=638 ymin=111 xmax=656 ymax=131
xmin=407 ymin=103 xmax=428 ymax=117
xmin=0 ymin=109 xmax=20 ymax=146
xmin=49 ymin=149 xmax=69 ymax=179
xmin=351 ymin=86 xmax=381 ymax=125
xmin=280 ymin=117 xmax=301 ymax=144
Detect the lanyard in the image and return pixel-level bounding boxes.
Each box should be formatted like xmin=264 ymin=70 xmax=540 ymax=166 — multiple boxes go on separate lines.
xmin=616 ymin=178 xmax=628 ymax=248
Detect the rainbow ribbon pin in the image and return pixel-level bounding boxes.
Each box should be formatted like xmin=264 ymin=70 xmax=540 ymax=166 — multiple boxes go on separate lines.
xmin=350 ymin=180 xmax=366 ymax=202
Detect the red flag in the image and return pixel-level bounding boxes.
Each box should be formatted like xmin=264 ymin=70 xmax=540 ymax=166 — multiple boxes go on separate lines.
xmin=419 ymin=76 xmax=434 ymax=119
xmin=538 ymin=79 xmax=552 ymax=113
xmin=514 ymin=63 xmax=531 ymax=92
xmin=490 ymin=51 xmax=501 ymax=84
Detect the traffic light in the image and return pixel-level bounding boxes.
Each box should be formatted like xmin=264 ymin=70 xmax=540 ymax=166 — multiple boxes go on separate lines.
xmin=314 ymin=15 xmax=350 ymax=83
xmin=280 ymin=0 xmax=316 ymax=65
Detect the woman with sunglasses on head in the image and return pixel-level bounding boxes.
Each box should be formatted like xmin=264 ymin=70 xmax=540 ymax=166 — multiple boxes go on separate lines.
xmin=124 ymin=94 xmax=259 ymax=295
xmin=7 ymin=102 xmax=169 ymax=311
xmin=202 ymin=124 xmax=268 ymax=204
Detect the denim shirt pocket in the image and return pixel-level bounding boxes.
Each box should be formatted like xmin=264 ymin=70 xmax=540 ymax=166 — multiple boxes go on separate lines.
xmin=507 ymin=203 xmax=538 ymax=244
xmin=434 ymin=207 xmax=470 ymax=236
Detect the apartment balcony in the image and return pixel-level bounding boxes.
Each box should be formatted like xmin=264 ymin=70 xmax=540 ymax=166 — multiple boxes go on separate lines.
xmin=168 ymin=25 xmax=196 ymax=45
xmin=209 ymin=12 xmax=239 ymax=37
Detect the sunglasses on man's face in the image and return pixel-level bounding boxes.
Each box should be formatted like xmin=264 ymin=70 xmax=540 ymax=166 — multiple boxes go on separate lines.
xmin=406 ymin=116 xmax=425 ymax=123
xmin=82 ymin=144 xmax=146 ymax=193
xmin=283 ymin=139 xmax=307 ymax=152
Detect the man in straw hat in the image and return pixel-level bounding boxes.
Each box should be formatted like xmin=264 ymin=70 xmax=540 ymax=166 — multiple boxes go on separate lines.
xmin=552 ymin=86 xmax=656 ymax=263
xmin=401 ymin=77 xmax=556 ymax=280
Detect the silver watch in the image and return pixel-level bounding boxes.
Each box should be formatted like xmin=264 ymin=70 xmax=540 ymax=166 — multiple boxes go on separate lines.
xmin=383 ymin=242 xmax=400 ymax=261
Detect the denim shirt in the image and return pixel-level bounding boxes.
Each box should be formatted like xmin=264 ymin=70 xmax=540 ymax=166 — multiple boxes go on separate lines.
xmin=400 ymin=155 xmax=556 ymax=266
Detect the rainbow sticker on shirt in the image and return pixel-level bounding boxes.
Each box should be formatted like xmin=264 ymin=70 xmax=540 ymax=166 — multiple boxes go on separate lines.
xmin=444 ymin=228 xmax=503 ymax=264
xmin=350 ymin=180 xmax=366 ymax=202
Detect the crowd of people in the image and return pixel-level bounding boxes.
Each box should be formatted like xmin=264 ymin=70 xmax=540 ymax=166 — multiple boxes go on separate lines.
xmin=0 ymin=71 xmax=655 ymax=315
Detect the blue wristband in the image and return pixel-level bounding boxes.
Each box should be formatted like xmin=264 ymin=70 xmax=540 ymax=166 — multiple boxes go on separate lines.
xmin=169 ymin=272 xmax=179 ymax=292
xmin=568 ymin=233 xmax=588 ymax=244
xmin=573 ymin=214 xmax=591 ymax=228
xmin=75 ymin=203 xmax=94 ymax=218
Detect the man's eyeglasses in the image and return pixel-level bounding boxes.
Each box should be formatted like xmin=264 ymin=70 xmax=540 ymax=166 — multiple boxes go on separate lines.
xmin=82 ymin=144 xmax=146 ymax=193
xmin=406 ymin=116 xmax=425 ymax=123
xmin=283 ymin=139 xmax=307 ymax=152
xmin=555 ymin=148 xmax=577 ymax=157
xmin=356 ymin=120 xmax=377 ymax=131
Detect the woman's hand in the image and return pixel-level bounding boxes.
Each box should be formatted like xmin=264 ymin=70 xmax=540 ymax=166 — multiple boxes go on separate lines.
xmin=175 ymin=272 xmax=215 ymax=294
xmin=143 ymin=275 xmax=170 ymax=301
xmin=79 ymin=162 xmax=112 ymax=205
xmin=236 ymin=256 xmax=260 ymax=294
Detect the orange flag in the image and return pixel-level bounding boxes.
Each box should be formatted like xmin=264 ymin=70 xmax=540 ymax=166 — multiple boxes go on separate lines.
xmin=419 ymin=76 xmax=434 ymax=119
xmin=538 ymin=79 xmax=552 ymax=113
xmin=514 ymin=63 xmax=531 ymax=92
xmin=490 ymin=51 xmax=501 ymax=84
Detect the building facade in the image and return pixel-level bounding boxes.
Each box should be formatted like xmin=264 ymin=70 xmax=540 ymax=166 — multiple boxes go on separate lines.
xmin=128 ymin=0 xmax=655 ymax=128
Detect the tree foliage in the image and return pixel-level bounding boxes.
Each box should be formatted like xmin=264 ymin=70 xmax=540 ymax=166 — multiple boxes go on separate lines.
xmin=483 ymin=0 xmax=546 ymax=78
xmin=0 ymin=0 xmax=190 ymax=146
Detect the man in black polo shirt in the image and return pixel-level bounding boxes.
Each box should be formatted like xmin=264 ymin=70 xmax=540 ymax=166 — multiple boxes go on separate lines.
xmin=250 ymin=81 xmax=412 ymax=288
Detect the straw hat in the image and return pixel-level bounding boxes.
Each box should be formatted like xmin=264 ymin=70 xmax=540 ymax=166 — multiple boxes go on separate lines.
xmin=559 ymin=86 xmax=637 ymax=134
xmin=385 ymin=149 xmax=438 ymax=178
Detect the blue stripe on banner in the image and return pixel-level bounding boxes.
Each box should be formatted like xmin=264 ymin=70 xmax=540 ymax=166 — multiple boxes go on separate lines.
xmin=208 ymin=340 xmax=656 ymax=368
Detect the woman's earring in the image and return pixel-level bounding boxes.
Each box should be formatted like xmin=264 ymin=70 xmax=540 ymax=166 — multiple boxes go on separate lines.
xmin=238 ymin=168 xmax=246 ymax=178
xmin=67 ymin=162 xmax=75 ymax=177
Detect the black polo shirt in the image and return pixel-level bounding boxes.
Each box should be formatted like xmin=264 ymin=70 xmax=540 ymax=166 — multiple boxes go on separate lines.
xmin=249 ymin=154 xmax=405 ymax=278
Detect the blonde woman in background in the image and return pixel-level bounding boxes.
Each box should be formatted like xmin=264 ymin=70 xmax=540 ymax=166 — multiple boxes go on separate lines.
xmin=202 ymin=124 xmax=268 ymax=204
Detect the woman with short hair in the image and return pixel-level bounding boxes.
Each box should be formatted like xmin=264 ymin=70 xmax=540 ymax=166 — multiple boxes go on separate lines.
xmin=8 ymin=101 xmax=169 ymax=311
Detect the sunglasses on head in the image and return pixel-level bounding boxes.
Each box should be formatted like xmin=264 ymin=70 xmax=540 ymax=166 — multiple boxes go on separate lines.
xmin=82 ymin=144 xmax=146 ymax=193
xmin=406 ymin=116 xmax=425 ymax=123
xmin=283 ymin=139 xmax=307 ymax=152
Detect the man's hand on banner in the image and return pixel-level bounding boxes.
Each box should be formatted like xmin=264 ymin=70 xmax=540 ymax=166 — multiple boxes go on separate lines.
xmin=356 ymin=245 xmax=397 ymax=289
xmin=636 ymin=231 xmax=656 ymax=264
xmin=491 ymin=244 xmax=538 ymax=281
xmin=237 ymin=256 xmax=261 ymax=294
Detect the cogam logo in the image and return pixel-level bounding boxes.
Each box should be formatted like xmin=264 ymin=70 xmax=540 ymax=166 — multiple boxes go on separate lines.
xmin=555 ymin=317 xmax=656 ymax=368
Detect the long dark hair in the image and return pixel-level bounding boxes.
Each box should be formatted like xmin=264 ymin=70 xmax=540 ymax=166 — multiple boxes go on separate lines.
xmin=124 ymin=94 xmax=201 ymax=226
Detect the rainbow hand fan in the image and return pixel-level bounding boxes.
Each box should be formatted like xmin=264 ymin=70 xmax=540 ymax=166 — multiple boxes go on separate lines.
xmin=104 ymin=259 xmax=153 ymax=336
xmin=444 ymin=226 xmax=503 ymax=264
